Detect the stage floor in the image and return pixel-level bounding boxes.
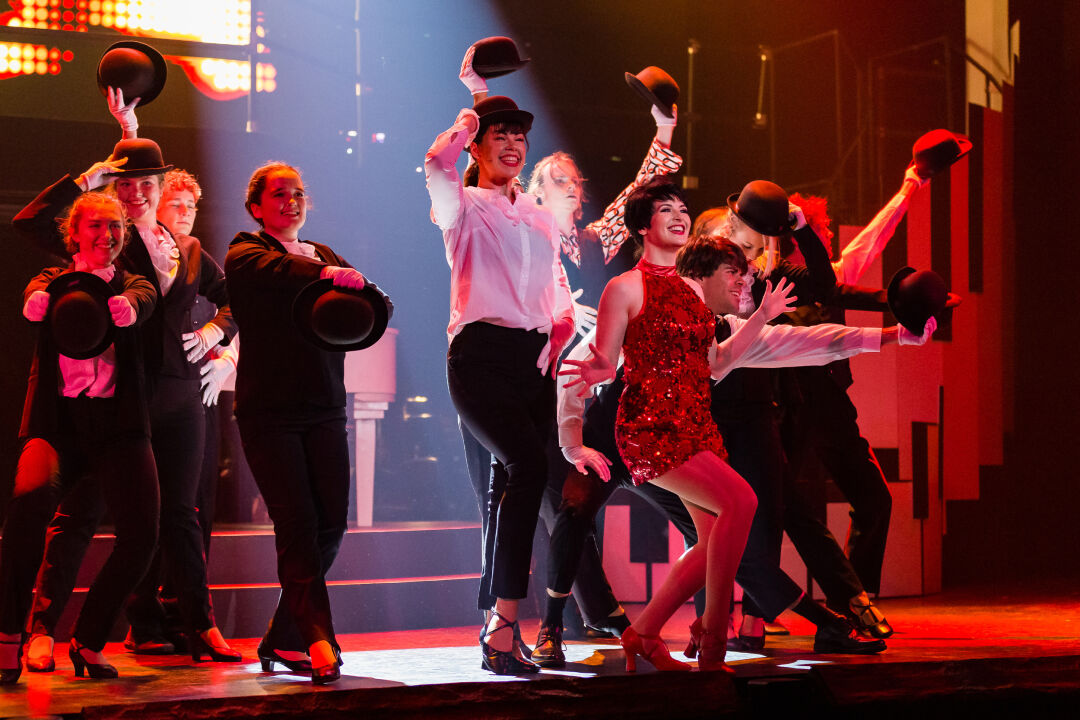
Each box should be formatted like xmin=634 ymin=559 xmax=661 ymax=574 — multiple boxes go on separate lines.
xmin=2 ymin=582 xmax=1079 ymax=719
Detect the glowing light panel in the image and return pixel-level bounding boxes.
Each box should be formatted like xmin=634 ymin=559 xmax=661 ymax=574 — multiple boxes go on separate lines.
xmin=2 ymin=0 xmax=252 ymax=45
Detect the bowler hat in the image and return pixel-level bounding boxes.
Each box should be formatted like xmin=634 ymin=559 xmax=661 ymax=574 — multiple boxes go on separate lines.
xmin=293 ymin=278 xmax=392 ymax=352
xmin=727 ymin=180 xmax=793 ymax=236
xmin=624 ymin=66 xmax=679 ymax=118
xmin=910 ymin=129 xmax=973 ymax=179
xmin=471 ymin=36 xmax=530 ymax=79
xmin=45 ymin=271 xmax=116 ymax=360
xmin=105 ymin=138 xmax=174 ymax=177
xmin=887 ymin=266 xmax=948 ymax=335
xmin=97 ymin=40 xmax=168 ymax=107
xmin=473 ymin=95 xmax=533 ymax=135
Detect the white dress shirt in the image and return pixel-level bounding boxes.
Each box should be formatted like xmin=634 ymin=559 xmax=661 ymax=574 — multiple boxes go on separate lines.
xmin=426 ymin=109 xmax=575 ymax=343
xmin=138 ymin=223 xmax=179 ymax=294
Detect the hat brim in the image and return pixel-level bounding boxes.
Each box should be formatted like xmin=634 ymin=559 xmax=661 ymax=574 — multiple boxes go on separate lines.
xmin=96 ymin=40 xmax=168 ymax=107
xmin=886 ymin=266 xmax=934 ymax=335
xmin=474 ymin=58 xmax=530 ymax=80
xmin=293 ymin=278 xmax=391 ymax=352
xmin=726 ymin=192 xmax=794 ymax=237
xmin=45 ymin=271 xmax=117 ymax=360
xmin=477 ymin=108 xmax=534 ymax=134
xmin=910 ymin=134 xmax=974 ymax=179
xmin=106 ymin=163 xmax=175 ymax=178
xmin=624 ymin=72 xmax=675 ymax=118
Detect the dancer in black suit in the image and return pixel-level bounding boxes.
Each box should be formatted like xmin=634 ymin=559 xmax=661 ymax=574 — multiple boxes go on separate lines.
xmin=226 ymin=162 xmax=392 ymax=684
xmin=0 ymin=193 xmax=158 ymax=683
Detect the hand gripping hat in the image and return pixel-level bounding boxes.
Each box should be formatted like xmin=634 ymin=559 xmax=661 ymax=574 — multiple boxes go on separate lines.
xmin=97 ymin=40 xmax=168 ymax=106
xmin=45 ymin=271 xmax=116 ymax=360
xmin=293 ymin=279 xmax=393 ymax=352
xmin=624 ymin=66 xmax=679 ymax=118
xmin=471 ymin=36 xmax=530 ymax=79
xmin=105 ymin=138 xmax=174 ymax=177
xmin=887 ymin=266 xmax=949 ymax=335
xmin=727 ymin=180 xmax=794 ymax=237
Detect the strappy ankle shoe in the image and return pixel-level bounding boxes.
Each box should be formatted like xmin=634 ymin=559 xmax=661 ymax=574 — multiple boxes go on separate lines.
xmin=0 ymin=636 xmax=22 ymax=685
xmin=26 ymin=634 xmax=55 ymax=672
xmin=684 ymin=616 xmax=703 ymax=658
xmin=620 ymin=626 xmax=690 ymax=672
xmin=845 ymin=598 xmax=894 ymax=639
xmin=69 ymin=640 xmax=118 ymax=679
xmin=697 ymin=627 xmax=735 ymax=674
xmin=480 ymin=611 xmax=540 ymax=675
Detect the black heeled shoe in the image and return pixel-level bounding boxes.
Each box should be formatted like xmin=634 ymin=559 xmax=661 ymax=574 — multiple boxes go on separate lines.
xmin=190 ymin=630 xmax=242 ymax=663
xmin=69 ymin=640 xmax=118 ymax=679
xmin=257 ymin=641 xmax=312 ymax=673
xmin=311 ymin=660 xmax=341 ymax=685
xmin=26 ymin=634 xmax=55 ymax=672
xmin=0 ymin=637 xmax=22 ymax=685
xmin=481 ymin=611 xmax=540 ymax=675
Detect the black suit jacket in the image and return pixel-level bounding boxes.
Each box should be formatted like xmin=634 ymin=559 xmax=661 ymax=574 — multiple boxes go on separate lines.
xmin=20 ymin=266 xmax=157 ymax=441
xmin=225 ymin=230 xmax=393 ymax=420
xmin=13 ymin=175 xmax=237 ymax=383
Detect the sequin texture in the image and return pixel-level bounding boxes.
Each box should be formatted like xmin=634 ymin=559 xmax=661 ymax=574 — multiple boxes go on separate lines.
xmin=615 ymin=265 xmax=727 ymax=485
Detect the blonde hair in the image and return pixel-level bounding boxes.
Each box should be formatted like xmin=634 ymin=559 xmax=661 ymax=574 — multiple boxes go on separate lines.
xmin=691 ymin=206 xmax=735 ymax=240
xmin=527 ymin=152 xmax=587 ymax=220
xmin=59 ymin=192 xmax=128 ymax=254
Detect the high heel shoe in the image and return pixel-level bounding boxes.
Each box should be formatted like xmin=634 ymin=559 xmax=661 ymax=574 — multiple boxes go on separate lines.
xmin=697 ymin=627 xmax=735 ymax=675
xmin=257 ymin=640 xmax=312 ymax=673
xmin=620 ymin=626 xmax=690 ymax=672
xmin=684 ymin=616 xmax=703 ymax=659
xmin=190 ymin=628 xmax=242 ymax=663
xmin=26 ymin=634 xmax=55 ymax=672
xmin=69 ymin=640 xmax=118 ymax=679
xmin=0 ymin=636 xmax=22 ymax=685
xmin=480 ymin=611 xmax=540 ymax=675
xmin=311 ymin=660 xmax=341 ymax=685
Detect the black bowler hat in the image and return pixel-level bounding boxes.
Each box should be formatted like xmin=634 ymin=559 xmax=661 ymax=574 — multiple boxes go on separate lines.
xmin=105 ymin=138 xmax=174 ymax=177
xmin=471 ymin=36 xmax=530 ymax=79
xmin=910 ymin=129 xmax=973 ymax=179
xmin=473 ymin=95 xmax=533 ymax=134
xmin=293 ymin=279 xmax=392 ymax=352
xmin=727 ymin=180 xmax=793 ymax=236
xmin=887 ymin=266 xmax=948 ymax=335
xmin=45 ymin=271 xmax=116 ymax=360
xmin=97 ymin=40 xmax=168 ymax=107
xmin=624 ymin=66 xmax=679 ymax=118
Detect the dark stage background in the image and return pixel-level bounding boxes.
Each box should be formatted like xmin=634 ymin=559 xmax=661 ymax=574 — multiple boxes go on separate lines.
xmin=0 ymin=1 xmax=1077 ymax=585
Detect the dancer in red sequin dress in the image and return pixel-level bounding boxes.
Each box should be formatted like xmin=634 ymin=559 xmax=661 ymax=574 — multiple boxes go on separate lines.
xmin=563 ymin=177 xmax=795 ymax=673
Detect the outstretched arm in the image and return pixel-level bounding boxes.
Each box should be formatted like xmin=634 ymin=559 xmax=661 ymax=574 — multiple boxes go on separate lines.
xmin=711 ymin=277 xmax=796 ymax=379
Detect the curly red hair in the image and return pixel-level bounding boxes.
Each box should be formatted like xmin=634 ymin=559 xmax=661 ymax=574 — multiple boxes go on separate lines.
xmin=788 ymin=192 xmax=832 ymax=258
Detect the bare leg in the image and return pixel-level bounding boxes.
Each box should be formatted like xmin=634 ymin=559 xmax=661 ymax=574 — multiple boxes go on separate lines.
xmin=635 ymin=452 xmax=756 ymax=638
xmin=484 ymin=598 xmax=519 ymax=652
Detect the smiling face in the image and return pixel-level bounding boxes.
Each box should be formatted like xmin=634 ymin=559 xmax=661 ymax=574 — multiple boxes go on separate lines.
xmin=471 ymin=123 xmax=527 ymax=187
xmin=157 ymin=188 xmax=198 ymax=236
xmin=114 ymin=174 xmax=162 ymax=225
xmin=639 ymin=196 xmax=691 ymax=250
xmin=250 ymin=168 xmax=307 ymax=240
xmin=74 ymin=207 xmax=125 ymax=269
xmin=697 ymin=262 xmax=745 ymax=316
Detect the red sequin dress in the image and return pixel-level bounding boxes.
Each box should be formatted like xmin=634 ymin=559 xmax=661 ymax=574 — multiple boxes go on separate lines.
xmin=615 ymin=261 xmax=727 ymax=485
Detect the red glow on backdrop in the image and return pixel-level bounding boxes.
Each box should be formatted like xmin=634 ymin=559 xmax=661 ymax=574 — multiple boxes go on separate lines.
xmin=0 ymin=0 xmax=275 ymax=98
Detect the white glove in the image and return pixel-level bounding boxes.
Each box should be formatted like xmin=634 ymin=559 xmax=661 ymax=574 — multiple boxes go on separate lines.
xmin=651 ymin=102 xmax=677 ymax=127
xmin=536 ymin=317 xmax=575 ymax=377
xmin=76 ymin=156 xmax=129 ymax=191
xmin=898 ymin=316 xmax=937 ymax=346
xmin=459 ymin=44 xmax=489 ymax=97
xmin=561 ymin=444 xmax=613 ymax=482
xmin=571 ymin=289 xmax=597 ymax=337
xmin=321 ymin=265 xmax=366 ymax=290
xmin=107 ymin=86 xmax=139 ymax=138
xmin=23 ymin=291 xmax=50 ymax=322
xmin=199 ymin=356 xmax=235 ymax=407
xmin=182 ymin=322 xmax=225 ymax=363
xmin=108 ymin=295 xmax=136 ymax=327
xmin=904 ymin=164 xmax=929 ymax=189
xmin=788 ymin=201 xmax=807 ymax=231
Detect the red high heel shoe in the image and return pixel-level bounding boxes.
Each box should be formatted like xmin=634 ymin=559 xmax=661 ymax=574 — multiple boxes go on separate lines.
xmin=684 ymin=616 xmax=703 ymax=659
xmin=697 ymin=627 xmax=735 ymax=675
xmin=620 ymin=626 xmax=690 ymax=672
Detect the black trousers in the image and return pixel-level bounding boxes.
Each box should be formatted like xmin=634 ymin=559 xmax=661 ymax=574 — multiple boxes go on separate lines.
xmin=716 ymin=406 xmax=805 ymax=621
xmin=0 ymin=397 xmax=159 ymax=651
xmin=447 ymin=322 xmax=553 ymax=604
xmin=31 ymin=376 xmax=214 ymax=637
xmin=238 ymin=408 xmax=349 ymax=651
xmin=781 ymin=380 xmax=892 ymax=594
